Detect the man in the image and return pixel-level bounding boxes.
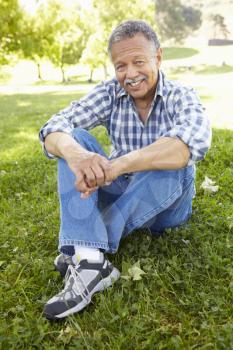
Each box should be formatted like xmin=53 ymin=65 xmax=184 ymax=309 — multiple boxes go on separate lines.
xmin=39 ymin=20 xmax=211 ymax=320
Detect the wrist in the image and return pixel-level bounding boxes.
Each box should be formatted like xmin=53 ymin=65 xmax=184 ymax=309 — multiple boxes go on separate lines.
xmin=62 ymin=145 xmax=88 ymax=162
xmin=56 ymin=134 xmax=88 ymax=161
xmin=110 ymin=156 xmax=128 ymax=178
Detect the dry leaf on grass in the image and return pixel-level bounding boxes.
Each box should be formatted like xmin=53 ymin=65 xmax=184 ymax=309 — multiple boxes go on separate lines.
xmin=200 ymin=176 xmax=219 ymax=194
xmin=122 ymin=261 xmax=146 ymax=281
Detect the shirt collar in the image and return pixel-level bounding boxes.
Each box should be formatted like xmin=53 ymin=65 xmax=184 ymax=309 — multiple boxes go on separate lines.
xmin=116 ymin=69 xmax=165 ymax=100
xmin=156 ymin=70 xmax=164 ymax=98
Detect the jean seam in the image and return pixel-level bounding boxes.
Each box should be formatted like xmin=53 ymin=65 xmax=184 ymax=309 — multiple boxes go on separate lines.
xmin=59 ymin=239 xmax=109 ymax=249
xmin=59 ymin=240 xmax=118 ymax=254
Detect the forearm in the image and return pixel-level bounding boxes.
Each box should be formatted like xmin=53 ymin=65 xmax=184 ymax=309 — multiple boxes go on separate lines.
xmin=44 ymin=132 xmax=87 ymax=160
xmin=111 ymin=137 xmax=190 ymax=176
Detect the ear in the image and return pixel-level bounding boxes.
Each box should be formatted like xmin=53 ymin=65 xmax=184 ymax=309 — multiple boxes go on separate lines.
xmin=156 ymin=48 xmax=162 ymax=67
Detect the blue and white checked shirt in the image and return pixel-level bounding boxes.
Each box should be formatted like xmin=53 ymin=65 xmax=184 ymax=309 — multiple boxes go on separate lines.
xmin=39 ymin=71 xmax=211 ymax=165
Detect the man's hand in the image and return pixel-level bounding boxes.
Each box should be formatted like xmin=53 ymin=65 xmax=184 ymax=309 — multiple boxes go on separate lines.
xmin=66 ymin=151 xmax=114 ymax=198
xmin=44 ymin=132 xmax=117 ymax=199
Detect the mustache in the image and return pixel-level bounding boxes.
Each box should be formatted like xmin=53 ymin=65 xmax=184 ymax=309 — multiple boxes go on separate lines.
xmin=124 ymin=75 xmax=146 ymax=85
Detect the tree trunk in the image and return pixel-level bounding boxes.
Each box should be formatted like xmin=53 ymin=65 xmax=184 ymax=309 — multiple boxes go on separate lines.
xmin=36 ymin=62 xmax=42 ymax=80
xmin=88 ymin=69 xmax=93 ymax=83
xmin=60 ymin=64 xmax=66 ymax=83
xmin=103 ymin=65 xmax=108 ymax=80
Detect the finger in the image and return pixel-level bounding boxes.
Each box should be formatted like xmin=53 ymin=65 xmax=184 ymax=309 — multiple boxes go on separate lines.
xmin=75 ymin=170 xmax=91 ymax=193
xmin=94 ymin=158 xmax=114 ymax=183
xmin=75 ymin=178 xmax=90 ymax=193
xmin=83 ymin=168 xmax=97 ymax=188
xmin=90 ymin=164 xmax=105 ymax=186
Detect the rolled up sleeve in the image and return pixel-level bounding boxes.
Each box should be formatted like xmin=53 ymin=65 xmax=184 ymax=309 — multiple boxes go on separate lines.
xmin=164 ymin=88 xmax=212 ymax=165
xmin=39 ymin=82 xmax=112 ymax=158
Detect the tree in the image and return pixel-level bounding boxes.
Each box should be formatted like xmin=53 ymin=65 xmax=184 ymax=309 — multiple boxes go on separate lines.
xmin=210 ymin=14 xmax=230 ymax=39
xmin=83 ymin=0 xmax=156 ymax=79
xmin=0 ymin=0 xmax=23 ymax=64
xmin=43 ymin=1 xmax=91 ymax=82
xmin=21 ymin=0 xmax=88 ymax=82
xmin=49 ymin=15 xmax=88 ymax=82
xmin=93 ymin=0 xmax=156 ymax=31
xmin=155 ymin=0 xmax=202 ymax=43
xmin=81 ymin=32 xmax=109 ymax=81
xmin=20 ymin=0 xmax=65 ymax=80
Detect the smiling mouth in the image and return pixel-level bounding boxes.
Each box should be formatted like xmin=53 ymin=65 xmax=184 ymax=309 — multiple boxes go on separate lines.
xmin=129 ymin=80 xmax=143 ymax=87
xmin=125 ymin=77 xmax=146 ymax=87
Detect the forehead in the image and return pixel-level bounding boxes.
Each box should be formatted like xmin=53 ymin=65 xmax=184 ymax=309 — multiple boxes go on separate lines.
xmin=111 ymin=33 xmax=155 ymax=63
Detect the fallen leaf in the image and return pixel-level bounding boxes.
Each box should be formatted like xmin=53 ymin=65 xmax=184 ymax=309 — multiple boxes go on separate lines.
xmin=128 ymin=261 xmax=146 ymax=281
xmin=181 ymin=239 xmax=190 ymax=245
xmin=201 ymin=176 xmax=219 ymax=193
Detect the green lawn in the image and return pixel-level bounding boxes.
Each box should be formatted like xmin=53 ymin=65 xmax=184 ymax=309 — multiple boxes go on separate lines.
xmin=0 ymin=85 xmax=233 ymax=349
xmin=169 ymin=64 xmax=233 ymax=78
xmin=163 ymin=47 xmax=199 ymax=60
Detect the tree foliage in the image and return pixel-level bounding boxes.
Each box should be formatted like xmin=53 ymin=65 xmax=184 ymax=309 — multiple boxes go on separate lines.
xmin=20 ymin=0 xmax=65 ymax=79
xmin=0 ymin=0 xmax=23 ymax=64
xmin=82 ymin=0 xmax=156 ymax=77
xmin=81 ymin=32 xmax=109 ymax=81
xmin=21 ymin=0 xmax=89 ymax=81
xmin=155 ymin=0 xmax=202 ymax=43
xmin=0 ymin=0 xmax=204 ymax=76
xmin=93 ymin=0 xmax=156 ymax=32
xmin=47 ymin=2 xmax=90 ymax=81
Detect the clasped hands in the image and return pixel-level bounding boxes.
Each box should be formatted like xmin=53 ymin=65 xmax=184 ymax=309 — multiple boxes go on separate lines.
xmin=66 ymin=151 xmax=117 ymax=199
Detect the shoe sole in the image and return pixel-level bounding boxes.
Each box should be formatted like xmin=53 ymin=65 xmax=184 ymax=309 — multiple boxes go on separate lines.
xmin=44 ymin=267 xmax=120 ymax=320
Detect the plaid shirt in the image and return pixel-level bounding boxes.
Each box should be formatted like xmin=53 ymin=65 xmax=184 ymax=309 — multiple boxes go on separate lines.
xmin=39 ymin=71 xmax=211 ymax=165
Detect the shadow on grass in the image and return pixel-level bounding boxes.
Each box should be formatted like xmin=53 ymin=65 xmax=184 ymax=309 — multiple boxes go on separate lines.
xmin=0 ymin=91 xmax=84 ymax=127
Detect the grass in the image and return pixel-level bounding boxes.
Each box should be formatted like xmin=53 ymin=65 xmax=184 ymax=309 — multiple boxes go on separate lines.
xmin=162 ymin=47 xmax=199 ymax=60
xmin=0 ymin=80 xmax=233 ymax=349
xmin=195 ymin=64 xmax=233 ymax=75
xmin=168 ymin=64 xmax=233 ymax=77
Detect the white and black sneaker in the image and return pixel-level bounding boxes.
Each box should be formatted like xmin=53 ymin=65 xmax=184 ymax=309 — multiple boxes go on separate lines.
xmin=54 ymin=253 xmax=74 ymax=277
xmin=44 ymin=256 xmax=120 ymax=320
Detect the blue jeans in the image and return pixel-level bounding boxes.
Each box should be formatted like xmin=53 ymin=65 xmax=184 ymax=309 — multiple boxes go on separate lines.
xmin=58 ymin=128 xmax=195 ymax=255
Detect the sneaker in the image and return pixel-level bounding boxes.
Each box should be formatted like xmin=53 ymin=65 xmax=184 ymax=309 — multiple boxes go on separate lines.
xmin=44 ymin=256 xmax=120 ymax=320
xmin=54 ymin=253 xmax=74 ymax=277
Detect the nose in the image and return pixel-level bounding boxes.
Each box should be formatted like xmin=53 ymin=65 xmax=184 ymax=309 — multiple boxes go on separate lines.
xmin=125 ymin=64 xmax=138 ymax=79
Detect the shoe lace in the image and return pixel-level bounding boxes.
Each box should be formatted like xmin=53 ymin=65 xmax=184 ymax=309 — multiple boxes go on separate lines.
xmin=63 ymin=265 xmax=91 ymax=303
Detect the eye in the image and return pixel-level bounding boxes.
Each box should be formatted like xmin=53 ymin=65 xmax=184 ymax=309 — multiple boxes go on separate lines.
xmin=135 ymin=60 xmax=144 ymax=65
xmin=115 ymin=65 xmax=125 ymax=72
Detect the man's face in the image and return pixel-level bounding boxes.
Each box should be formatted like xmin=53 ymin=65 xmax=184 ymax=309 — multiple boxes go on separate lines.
xmin=111 ymin=33 xmax=162 ymax=104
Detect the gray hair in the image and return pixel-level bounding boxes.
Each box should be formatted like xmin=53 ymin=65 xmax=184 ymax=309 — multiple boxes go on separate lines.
xmin=108 ymin=20 xmax=160 ymax=57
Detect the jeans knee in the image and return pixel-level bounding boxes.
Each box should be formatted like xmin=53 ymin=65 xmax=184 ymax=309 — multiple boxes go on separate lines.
xmin=72 ymin=127 xmax=89 ymax=141
xmin=71 ymin=127 xmax=105 ymax=156
xmin=72 ymin=128 xmax=97 ymax=150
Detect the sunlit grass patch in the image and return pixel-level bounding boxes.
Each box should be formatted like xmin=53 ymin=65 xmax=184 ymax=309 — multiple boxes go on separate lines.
xmin=163 ymin=47 xmax=199 ymax=60
xmin=195 ymin=64 xmax=233 ymax=74
xmin=168 ymin=64 xmax=233 ymax=77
